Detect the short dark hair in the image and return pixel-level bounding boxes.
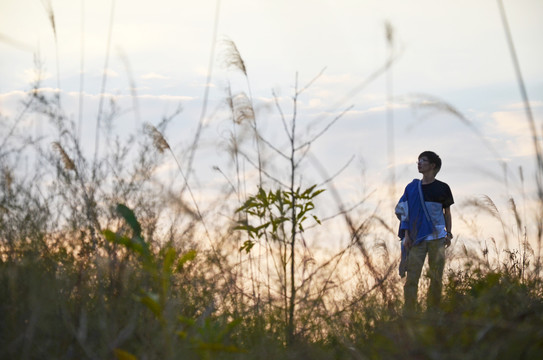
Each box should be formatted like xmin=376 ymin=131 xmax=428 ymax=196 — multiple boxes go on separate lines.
xmin=419 ymin=151 xmax=442 ymax=174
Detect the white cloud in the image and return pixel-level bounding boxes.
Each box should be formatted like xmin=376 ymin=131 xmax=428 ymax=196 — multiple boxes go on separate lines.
xmin=493 ymin=111 xmax=532 ymax=138
xmin=141 ymin=72 xmax=169 ymax=80
xmin=139 ymin=94 xmax=194 ymax=102
xmin=318 ymin=73 xmax=354 ymax=85
xmin=103 ymin=68 xmax=120 ymax=78
xmin=490 ymin=110 xmax=536 ymax=157
xmin=0 ymin=90 xmax=27 ymax=117
xmin=366 ymin=103 xmax=408 ymax=113
xmin=192 ymin=82 xmax=216 ymax=89
xmin=29 ymin=87 xmax=60 ymax=94
xmin=23 ymin=68 xmax=52 ymax=83
xmin=506 ymin=100 xmax=543 ymax=110
xmin=308 ymin=98 xmax=323 ymax=108
xmin=194 ymin=66 xmax=211 ymax=77
xmin=60 ymin=91 xmax=194 ymax=103
xmin=0 ymin=90 xmax=26 ymax=99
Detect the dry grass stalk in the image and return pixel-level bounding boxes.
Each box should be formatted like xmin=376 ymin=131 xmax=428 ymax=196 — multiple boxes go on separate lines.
xmin=144 ymin=123 xmax=170 ymax=153
xmin=232 ymin=92 xmax=255 ymax=124
xmin=481 ymin=195 xmax=500 ymax=218
xmin=40 ymin=0 xmax=57 ymax=39
xmin=221 ymin=39 xmax=247 ymax=76
xmin=52 ymin=142 xmax=75 ymax=170
xmin=509 ymin=197 xmax=522 ymax=232
xmin=385 ymin=21 xmax=394 ymax=45
xmin=3 ymin=168 xmax=13 ymax=189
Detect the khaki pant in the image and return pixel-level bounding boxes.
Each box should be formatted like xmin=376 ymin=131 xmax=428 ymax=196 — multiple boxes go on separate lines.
xmin=404 ymin=238 xmax=445 ymax=313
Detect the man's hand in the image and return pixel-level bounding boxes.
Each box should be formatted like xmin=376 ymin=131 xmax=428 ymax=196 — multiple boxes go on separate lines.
xmin=444 ymin=232 xmax=453 ymax=248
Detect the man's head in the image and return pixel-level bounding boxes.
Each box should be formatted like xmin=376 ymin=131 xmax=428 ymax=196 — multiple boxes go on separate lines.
xmin=418 ymin=151 xmax=442 ymax=175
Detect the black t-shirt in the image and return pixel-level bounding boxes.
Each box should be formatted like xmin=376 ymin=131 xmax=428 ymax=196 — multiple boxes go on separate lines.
xmin=421 ymin=179 xmax=454 ymax=208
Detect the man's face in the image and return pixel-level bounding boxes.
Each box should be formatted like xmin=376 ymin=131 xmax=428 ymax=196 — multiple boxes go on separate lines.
xmin=417 ymin=156 xmax=435 ymax=174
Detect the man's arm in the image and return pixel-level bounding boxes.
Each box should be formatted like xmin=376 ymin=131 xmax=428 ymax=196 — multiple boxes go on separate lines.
xmin=444 ymin=207 xmax=452 ymax=247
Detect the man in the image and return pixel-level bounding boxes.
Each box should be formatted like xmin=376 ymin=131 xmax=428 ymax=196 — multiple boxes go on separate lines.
xmin=395 ymin=151 xmax=454 ymax=313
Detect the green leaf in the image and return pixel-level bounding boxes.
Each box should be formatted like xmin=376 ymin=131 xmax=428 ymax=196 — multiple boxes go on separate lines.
xmin=132 ymin=236 xmax=151 ymax=259
xmin=103 ymin=229 xmax=148 ymax=256
xmin=162 ymin=246 xmax=177 ymax=274
xmin=176 ymin=249 xmax=197 ymax=272
xmin=313 ymin=189 xmax=326 ymax=197
xmin=240 ymin=240 xmax=255 ymax=253
xmin=115 ymin=203 xmax=142 ymax=238
xmin=218 ymin=317 xmax=242 ymax=339
xmin=178 ymin=315 xmax=196 ymax=326
xmin=113 ymin=349 xmax=138 ymax=360
xmin=196 ymin=342 xmax=242 ymax=353
xmin=139 ymin=292 xmax=162 ymax=318
xmin=103 ymin=229 xmax=122 ymax=244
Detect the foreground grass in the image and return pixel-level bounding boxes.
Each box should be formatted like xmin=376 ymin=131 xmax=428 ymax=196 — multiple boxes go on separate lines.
xmin=2 ymin=234 xmax=542 ymax=360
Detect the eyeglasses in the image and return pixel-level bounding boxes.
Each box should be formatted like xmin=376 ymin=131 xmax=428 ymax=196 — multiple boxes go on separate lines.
xmin=416 ymin=158 xmax=429 ymax=165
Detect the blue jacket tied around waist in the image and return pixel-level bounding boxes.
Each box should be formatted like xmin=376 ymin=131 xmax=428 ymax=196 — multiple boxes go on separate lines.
xmin=395 ymin=179 xmax=435 ymax=276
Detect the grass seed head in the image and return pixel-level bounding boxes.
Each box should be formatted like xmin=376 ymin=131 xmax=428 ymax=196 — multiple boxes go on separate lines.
xmin=221 ymin=39 xmax=247 ymax=76
xmin=232 ymin=92 xmax=254 ymax=124
xmin=145 ymin=123 xmax=170 ymax=153
xmin=52 ymin=142 xmax=75 ymax=170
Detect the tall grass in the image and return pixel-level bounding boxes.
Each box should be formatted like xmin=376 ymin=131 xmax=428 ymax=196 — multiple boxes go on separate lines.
xmin=1 ymin=3 xmax=543 ymax=360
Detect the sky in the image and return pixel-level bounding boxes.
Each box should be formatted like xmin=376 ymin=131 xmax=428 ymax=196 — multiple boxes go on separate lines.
xmin=1 ymin=0 xmax=542 ymax=250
